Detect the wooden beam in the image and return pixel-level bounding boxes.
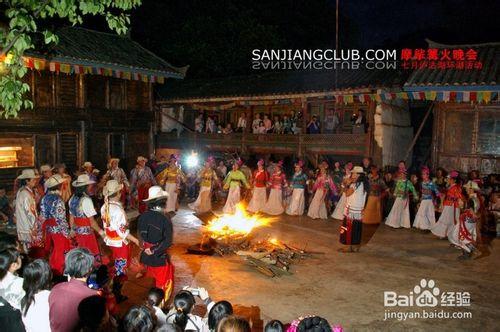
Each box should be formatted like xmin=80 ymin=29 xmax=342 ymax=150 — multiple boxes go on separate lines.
xmin=404 ymin=102 xmax=434 ymax=161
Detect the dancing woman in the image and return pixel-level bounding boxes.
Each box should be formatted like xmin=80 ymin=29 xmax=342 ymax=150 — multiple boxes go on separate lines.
xmin=286 ymin=160 xmax=308 ymax=216
xmin=223 ymin=160 xmax=250 ymax=214
xmin=247 ymin=159 xmax=269 ymax=213
xmin=385 ymin=168 xmax=419 ymax=229
xmin=332 ymin=162 xmax=353 ymax=220
xmin=363 ymin=166 xmax=388 ymax=224
xmin=156 ymin=155 xmax=186 ymax=213
xmin=339 ymin=166 xmax=368 ymax=253
xmin=413 ymin=166 xmax=440 ymax=230
xmin=262 ymin=161 xmax=287 ymax=215
xmin=188 ymin=157 xmax=218 ymax=213
xmin=307 ymin=162 xmax=336 ymax=220
xmin=431 ymin=170 xmax=463 ymax=239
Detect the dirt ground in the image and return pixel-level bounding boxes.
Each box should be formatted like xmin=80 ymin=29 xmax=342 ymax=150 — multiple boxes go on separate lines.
xmin=122 ymin=207 xmax=500 ymax=331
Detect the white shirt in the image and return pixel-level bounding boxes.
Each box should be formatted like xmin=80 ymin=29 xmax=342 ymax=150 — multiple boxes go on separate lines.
xmin=0 ymin=271 xmax=25 ymax=310
xmin=14 ymin=187 xmax=37 ymax=243
xmin=69 ymin=195 xmax=97 ymax=218
xmin=345 ymin=182 xmax=366 ymax=219
xmin=154 ymin=306 xmax=168 ymax=327
xmin=101 ymin=201 xmax=129 ymax=247
xmin=237 ymin=117 xmax=247 ymax=129
xmin=22 ymin=290 xmax=51 ymax=332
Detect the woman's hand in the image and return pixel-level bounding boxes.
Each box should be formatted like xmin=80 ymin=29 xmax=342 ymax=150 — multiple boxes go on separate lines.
xmin=198 ymin=287 xmax=209 ymax=301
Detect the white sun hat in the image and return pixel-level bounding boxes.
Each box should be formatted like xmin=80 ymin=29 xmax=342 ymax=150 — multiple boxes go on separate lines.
xmin=72 ymin=174 xmax=96 ymax=187
xmin=143 ymin=185 xmax=169 ymax=202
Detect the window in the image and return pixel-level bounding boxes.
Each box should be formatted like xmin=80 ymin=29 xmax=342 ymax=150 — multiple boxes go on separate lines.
xmin=477 ymin=111 xmax=500 ymax=154
xmin=109 ymin=78 xmax=125 ymax=109
xmin=57 ymin=74 xmax=77 ymax=108
xmin=443 ymin=111 xmax=474 ymax=154
xmin=0 ymin=136 xmax=34 ymax=169
xmin=34 ymin=71 xmax=52 ymax=108
xmin=85 ymin=76 xmax=106 ymax=109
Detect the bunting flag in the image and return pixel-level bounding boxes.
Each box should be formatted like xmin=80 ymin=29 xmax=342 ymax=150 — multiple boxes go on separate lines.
xmin=22 ymin=56 xmax=168 ymax=84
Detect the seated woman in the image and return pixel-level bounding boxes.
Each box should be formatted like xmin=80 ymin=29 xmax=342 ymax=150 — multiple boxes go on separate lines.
xmin=166 ymin=288 xmax=214 ymax=331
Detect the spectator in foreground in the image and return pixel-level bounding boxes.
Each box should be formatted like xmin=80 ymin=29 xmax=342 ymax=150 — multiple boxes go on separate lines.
xmin=122 ymin=305 xmax=156 ymax=332
xmin=264 ymin=320 xmax=284 ymax=332
xmin=216 ymin=316 xmax=251 ymax=332
xmin=49 ymin=248 xmax=97 ymax=332
xmin=147 ymin=287 xmax=167 ymax=328
xmin=21 ymin=259 xmax=52 ymax=332
xmin=0 ymin=248 xmax=24 ymax=310
xmin=78 ymin=295 xmax=113 ymax=332
xmin=166 ymin=288 xmax=213 ymax=331
xmin=207 ymin=300 xmax=233 ymax=332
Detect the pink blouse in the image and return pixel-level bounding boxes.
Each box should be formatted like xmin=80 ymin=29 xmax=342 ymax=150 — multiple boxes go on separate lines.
xmin=312 ymin=174 xmax=336 ymax=194
xmin=268 ymin=172 xmax=287 ymax=189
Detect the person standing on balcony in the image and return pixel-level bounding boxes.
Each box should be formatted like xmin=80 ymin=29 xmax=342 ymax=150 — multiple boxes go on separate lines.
xmin=223 ymin=159 xmax=250 ymax=214
xmin=222 ymin=123 xmax=233 ymax=134
xmin=189 ymin=157 xmax=218 ymax=213
xmin=332 ymin=162 xmax=353 ymax=220
xmin=130 ymin=156 xmax=157 ymax=214
xmin=263 ymin=114 xmax=273 ymax=133
xmin=236 ymin=113 xmax=247 ymax=133
xmin=247 ymin=159 xmax=269 ymax=213
xmin=102 ymin=158 xmax=130 ymax=208
xmin=351 ymin=109 xmax=367 ymax=134
xmin=306 ymin=115 xmax=320 ymax=134
xmin=205 ymin=116 xmax=216 ymax=133
xmin=273 ymin=115 xmax=283 ymax=134
xmin=195 ymin=114 xmax=204 ymax=133
xmin=263 ymin=161 xmax=287 ymax=215
xmin=252 ymin=113 xmax=262 ymax=133
xmin=282 ymin=115 xmax=292 ymax=134
xmin=308 ymin=162 xmax=336 ymax=220
xmin=40 ymin=174 xmax=71 ymax=275
xmin=324 ymin=109 xmax=340 ymax=134
xmin=156 ymin=155 xmax=186 ymax=214
xmin=286 ymin=160 xmax=308 ymax=216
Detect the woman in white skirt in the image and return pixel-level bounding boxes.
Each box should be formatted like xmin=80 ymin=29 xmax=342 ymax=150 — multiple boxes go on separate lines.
xmin=247 ymin=159 xmax=269 ymax=213
xmin=157 ymin=155 xmax=185 ymax=213
xmin=413 ymin=167 xmax=440 ymax=230
xmin=332 ymin=162 xmax=353 ymax=220
xmin=431 ymin=170 xmax=463 ymax=239
xmin=188 ymin=157 xmax=218 ymax=213
xmin=286 ymin=160 xmax=309 ymax=216
xmin=262 ymin=161 xmax=287 ymax=215
xmin=308 ymin=162 xmax=336 ymax=219
xmin=222 ymin=160 xmax=250 ymax=214
xmin=385 ymin=168 xmax=418 ymax=228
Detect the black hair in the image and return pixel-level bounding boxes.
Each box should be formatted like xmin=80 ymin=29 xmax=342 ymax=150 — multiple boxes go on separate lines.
xmin=86 ymin=265 xmax=110 ymax=290
xmin=147 ymin=198 xmax=168 ymax=211
xmin=63 ymin=248 xmax=95 ymax=278
xmin=0 ymin=186 xmax=5 ymax=191
xmin=264 ymin=320 xmax=284 ymax=332
xmin=173 ymin=290 xmax=196 ymax=331
xmin=0 ymin=248 xmax=20 ymax=280
xmin=73 ymin=185 xmax=88 ymax=197
xmin=147 ymin=287 xmax=165 ymax=307
xmin=296 ymin=316 xmax=332 ymax=332
xmin=122 ymin=305 xmax=155 ymax=332
xmin=208 ymin=301 xmax=233 ymax=331
xmin=78 ymin=295 xmax=108 ymax=331
xmin=18 ymin=178 xmax=28 ymax=187
xmin=21 ymin=259 xmax=52 ymax=315
xmin=0 ymin=231 xmax=18 ymax=251
xmin=356 ymin=172 xmax=370 ymax=194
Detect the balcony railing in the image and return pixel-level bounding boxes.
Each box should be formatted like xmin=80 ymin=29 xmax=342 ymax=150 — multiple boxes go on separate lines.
xmin=157 ymin=131 xmax=368 ymax=156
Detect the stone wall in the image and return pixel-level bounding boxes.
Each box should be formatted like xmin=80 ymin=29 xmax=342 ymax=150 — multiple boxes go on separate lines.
xmin=373 ymin=99 xmax=413 ymax=168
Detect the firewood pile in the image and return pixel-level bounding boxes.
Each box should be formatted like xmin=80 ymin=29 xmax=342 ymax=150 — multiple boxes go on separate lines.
xmin=215 ymin=237 xmax=323 ymax=278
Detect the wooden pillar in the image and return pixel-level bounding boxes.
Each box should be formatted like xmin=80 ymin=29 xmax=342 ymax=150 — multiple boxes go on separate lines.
xmin=105 ymin=78 xmax=110 ymax=109
xmin=51 ymin=73 xmax=56 ymax=108
xmin=301 ymin=101 xmax=308 ymax=134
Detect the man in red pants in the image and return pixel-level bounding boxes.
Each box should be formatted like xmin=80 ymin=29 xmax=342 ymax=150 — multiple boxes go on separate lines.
xmin=138 ymin=186 xmax=174 ymax=302
xmin=130 ymin=156 xmax=157 ymax=214
xmin=40 ymin=174 xmax=71 ymax=275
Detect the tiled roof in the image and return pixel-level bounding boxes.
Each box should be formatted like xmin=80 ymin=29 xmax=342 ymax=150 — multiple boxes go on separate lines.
xmin=158 ymin=68 xmax=407 ymax=101
xmin=27 ymin=27 xmax=187 ymax=78
xmin=405 ymin=39 xmax=499 ymax=89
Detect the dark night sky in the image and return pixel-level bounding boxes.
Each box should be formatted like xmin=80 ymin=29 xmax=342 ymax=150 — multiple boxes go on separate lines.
xmin=77 ymin=0 xmax=499 ymax=78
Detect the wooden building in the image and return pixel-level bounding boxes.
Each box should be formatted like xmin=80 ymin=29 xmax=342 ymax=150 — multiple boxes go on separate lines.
xmin=0 ymin=27 xmax=186 ymax=190
xmin=404 ymin=41 xmax=500 ymax=174
xmin=155 ymin=69 xmax=409 ymax=167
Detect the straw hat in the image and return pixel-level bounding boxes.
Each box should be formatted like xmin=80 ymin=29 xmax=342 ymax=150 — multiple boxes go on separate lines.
xmin=45 ymin=174 xmax=64 ymax=188
xmin=72 ymin=174 xmax=96 ymax=187
xmin=137 ymin=156 xmax=148 ymax=162
xmin=351 ymin=166 xmax=365 ymax=174
xmin=464 ymin=181 xmax=480 ymax=191
xmin=103 ymin=180 xmax=123 ymax=197
xmin=143 ymin=186 xmax=169 ymax=202
xmin=40 ymin=164 xmax=52 ymax=173
xmin=83 ymin=161 xmax=93 ymax=168
xmin=17 ymin=169 xmax=40 ymax=180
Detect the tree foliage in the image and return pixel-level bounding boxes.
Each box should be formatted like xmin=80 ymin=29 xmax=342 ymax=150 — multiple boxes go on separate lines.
xmin=0 ymin=0 xmax=142 ymax=118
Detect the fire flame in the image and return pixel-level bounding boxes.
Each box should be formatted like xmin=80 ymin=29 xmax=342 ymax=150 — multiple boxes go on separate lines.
xmin=205 ymin=203 xmax=272 ymax=239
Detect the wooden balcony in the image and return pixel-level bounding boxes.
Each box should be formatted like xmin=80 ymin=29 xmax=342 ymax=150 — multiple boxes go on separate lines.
xmin=156 ymin=132 xmax=368 ymax=156
xmin=0 ymin=107 xmax=153 ymax=131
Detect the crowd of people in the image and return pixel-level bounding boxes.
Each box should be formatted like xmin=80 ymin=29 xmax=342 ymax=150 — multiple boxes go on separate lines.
xmin=0 ymin=152 xmax=498 ymax=331
xmin=193 ymin=109 xmax=368 ymax=135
